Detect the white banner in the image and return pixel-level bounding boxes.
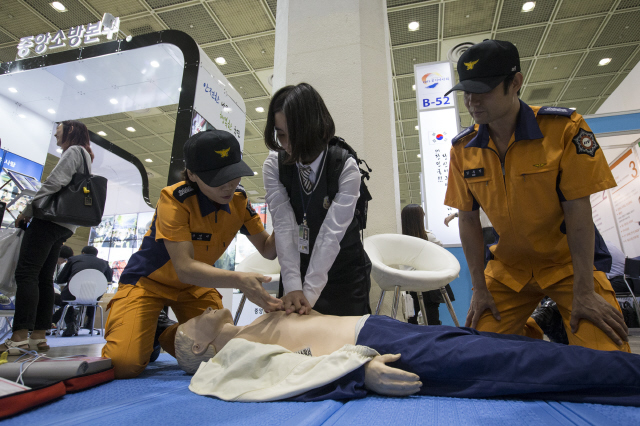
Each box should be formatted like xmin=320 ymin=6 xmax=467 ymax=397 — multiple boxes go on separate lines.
xmin=590 ymin=189 xmax=620 ymax=249
xmin=609 ymin=148 xmax=640 ymax=257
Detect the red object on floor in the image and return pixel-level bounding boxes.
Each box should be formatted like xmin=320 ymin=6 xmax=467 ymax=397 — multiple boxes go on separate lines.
xmin=0 ymin=381 xmax=66 ymax=419
xmin=64 ymin=367 xmax=115 ymax=393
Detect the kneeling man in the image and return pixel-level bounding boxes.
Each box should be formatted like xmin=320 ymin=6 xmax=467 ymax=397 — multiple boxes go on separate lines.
xmin=176 ymin=309 xmax=640 ymax=406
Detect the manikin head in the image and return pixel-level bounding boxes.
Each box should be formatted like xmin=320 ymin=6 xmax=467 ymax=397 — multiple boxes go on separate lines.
xmin=175 ymin=307 xmax=234 ymax=374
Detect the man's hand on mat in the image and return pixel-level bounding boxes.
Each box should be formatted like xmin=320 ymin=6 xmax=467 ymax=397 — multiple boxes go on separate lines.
xmin=237 ymin=273 xmax=283 ymax=312
xmin=571 ymin=290 xmax=628 ymax=346
xmin=466 ymin=287 xmax=500 ymax=329
xmin=364 ymin=354 xmax=421 ymax=397
xmin=281 ymin=290 xmax=312 ymax=315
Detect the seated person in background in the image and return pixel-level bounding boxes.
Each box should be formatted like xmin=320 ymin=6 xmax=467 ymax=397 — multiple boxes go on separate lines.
xmin=52 ymin=246 xmax=112 ymax=336
xmin=176 ymin=308 xmax=640 ymax=406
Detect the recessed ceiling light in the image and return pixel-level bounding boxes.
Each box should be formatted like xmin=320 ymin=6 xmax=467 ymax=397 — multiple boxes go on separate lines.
xmin=417 ymin=154 xmax=421 ymax=158
xmin=215 ymin=57 xmax=227 ymax=65
xmin=150 ymin=61 xmax=159 ymax=68
xmin=522 ymin=2 xmax=536 ymax=12
xmin=48 ymin=108 xmax=55 ymax=114
xmin=56 ymin=148 xmax=63 ymax=153
xmin=50 ymin=1 xmax=67 ymax=12
xmin=254 ymin=171 xmax=258 ymax=176
xmin=569 ymin=107 xmax=576 ymax=110
xmin=110 ymin=98 xmax=118 ymax=104
xmin=145 ymin=158 xmax=153 ymax=163
xmin=18 ymin=114 xmax=25 ymax=118
xmin=97 ymin=131 xmax=107 ymax=136
xmin=255 ymin=107 xmax=264 ymax=113
xmin=126 ymin=127 xmax=136 ymax=132
xmin=76 ymin=75 xmax=85 ymax=81
xmin=8 ymin=87 xmax=17 ymax=93
xmin=412 ymin=85 xmax=416 ymax=91
xmin=598 ymin=57 xmax=612 ymax=66
xmin=408 ymin=21 xmax=419 ymax=31
xmin=415 ymin=125 xmax=419 ymax=130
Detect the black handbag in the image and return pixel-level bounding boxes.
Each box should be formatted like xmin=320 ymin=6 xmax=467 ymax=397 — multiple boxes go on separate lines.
xmin=33 ymin=149 xmax=107 ymax=227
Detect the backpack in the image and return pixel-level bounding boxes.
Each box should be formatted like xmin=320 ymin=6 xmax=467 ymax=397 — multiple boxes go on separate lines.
xmin=277 ymin=136 xmax=373 ymax=231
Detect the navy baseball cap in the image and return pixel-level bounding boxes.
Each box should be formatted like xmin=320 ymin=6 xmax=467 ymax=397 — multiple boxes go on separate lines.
xmin=183 ymin=130 xmax=254 ymax=187
xmin=444 ymin=39 xmax=520 ymax=97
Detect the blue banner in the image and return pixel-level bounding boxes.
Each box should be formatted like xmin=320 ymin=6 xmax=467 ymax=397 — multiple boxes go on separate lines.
xmin=2 ymin=151 xmax=44 ymax=180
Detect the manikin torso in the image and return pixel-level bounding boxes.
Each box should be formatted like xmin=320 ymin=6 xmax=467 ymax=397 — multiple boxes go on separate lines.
xmin=233 ymin=311 xmax=362 ymax=357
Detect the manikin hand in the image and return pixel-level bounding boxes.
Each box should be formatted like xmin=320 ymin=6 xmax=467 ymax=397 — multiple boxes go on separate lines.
xmin=237 ymin=273 xmax=283 ymax=313
xmin=364 ymin=354 xmax=421 ymax=397
xmin=444 ymin=212 xmax=457 ymax=227
xmin=281 ymin=290 xmax=312 ymax=315
xmin=571 ymin=289 xmax=628 ymax=346
xmin=465 ymin=286 xmax=501 ymax=329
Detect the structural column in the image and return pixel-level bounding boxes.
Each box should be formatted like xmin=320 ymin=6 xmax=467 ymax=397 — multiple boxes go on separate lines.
xmin=272 ymin=0 xmax=401 ymax=236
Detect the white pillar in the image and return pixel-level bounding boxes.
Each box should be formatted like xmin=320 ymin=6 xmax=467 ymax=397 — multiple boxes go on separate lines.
xmin=273 ymin=0 xmax=401 ymax=237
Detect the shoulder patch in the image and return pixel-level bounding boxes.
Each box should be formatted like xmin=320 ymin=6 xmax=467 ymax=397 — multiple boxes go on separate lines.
xmin=235 ymin=184 xmax=248 ymax=199
xmin=572 ymin=128 xmax=600 ymax=157
xmin=451 ymin=125 xmax=476 ymax=145
xmin=172 ymin=184 xmax=196 ymax=203
xmin=537 ymin=106 xmax=574 ymax=117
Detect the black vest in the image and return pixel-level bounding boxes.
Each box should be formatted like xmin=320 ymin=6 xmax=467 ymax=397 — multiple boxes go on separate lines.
xmin=278 ymin=146 xmax=371 ymax=315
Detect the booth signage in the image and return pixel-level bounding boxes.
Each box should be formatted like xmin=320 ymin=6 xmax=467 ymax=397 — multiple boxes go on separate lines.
xmin=414 ymin=61 xmax=461 ymax=246
xmin=16 ymin=14 xmax=120 ymax=60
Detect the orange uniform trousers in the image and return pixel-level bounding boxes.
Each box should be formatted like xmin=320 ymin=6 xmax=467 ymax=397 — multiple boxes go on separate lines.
xmin=477 ymin=271 xmax=630 ymax=352
xmin=101 ymin=284 xmax=222 ymax=379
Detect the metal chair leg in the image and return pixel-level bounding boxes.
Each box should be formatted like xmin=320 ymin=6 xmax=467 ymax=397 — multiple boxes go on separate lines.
xmin=80 ymin=306 xmax=87 ymax=336
xmin=57 ymin=305 xmax=70 ymax=337
xmin=375 ymin=291 xmax=386 ymax=315
xmin=417 ymin=292 xmax=429 ymax=325
xmin=90 ymin=304 xmax=97 ymax=336
xmin=234 ymin=294 xmax=246 ymax=326
xmin=98 ymin=305 xmax=104 ymax=337
xmin=441 ymin=287 xmax=459 ymax=327
xmin=623 ymin=276 xmax=640 ymax=327
xmin=391 ymin=286 xmax=401 ymax=319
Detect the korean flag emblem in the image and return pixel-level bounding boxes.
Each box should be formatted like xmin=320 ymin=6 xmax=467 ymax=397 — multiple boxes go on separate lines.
xmin=571 ymin=128 xmax=599 ymax=157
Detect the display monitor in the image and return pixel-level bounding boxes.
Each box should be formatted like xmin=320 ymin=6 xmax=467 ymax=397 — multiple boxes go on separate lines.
xmin=191 ymin=111 xmax=216 ymax=136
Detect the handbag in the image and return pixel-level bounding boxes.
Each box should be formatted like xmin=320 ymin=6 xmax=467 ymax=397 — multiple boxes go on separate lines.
xmin=33 ymin=149 xmax=108 ymax=227
xmin=0 ymin=228 xmax=23 ymax=297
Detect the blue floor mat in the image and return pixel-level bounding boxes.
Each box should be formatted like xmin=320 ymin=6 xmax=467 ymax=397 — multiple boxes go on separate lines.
xmin=4 ymin=354 xmax=640 ymax=426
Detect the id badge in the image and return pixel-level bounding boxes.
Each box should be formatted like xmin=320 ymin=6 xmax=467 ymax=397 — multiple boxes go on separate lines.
xmin=298 ymin=223 xmax=310 ymax=254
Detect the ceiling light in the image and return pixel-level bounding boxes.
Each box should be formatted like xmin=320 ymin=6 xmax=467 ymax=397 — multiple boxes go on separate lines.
xmin=126 ymin=127 xmax=136 ymax=132
xmin=18 ymin=114 xmax=25 ymax=118
xmin=215 ymin=57 xmax=227 ymax=65
xmin=76 ymin=75 xmax=85 ymax=81
xmin=412 ymin=85 xmax=416 ymax=91
xmin=254 ymin=171 xmax=258 ymax=176
xmin=150 ymin=61 xmax=159 ymax=68
xmin=408 ymin=21 xmax=419 ymax=31
xmin=569 ymin=107 xmax=576 ymax=110
xmin=255 ymin=107 xmax=264 ymax=113
xmin=598 ymin=57 xmax=612 ymax=66
xmin=48 ymin=108 xmax=55 ymax=114
xmin=50 ymin=2 xmax=67 ymax=12
xmin=145 ymin=158 xmax=153 ymax=163
xmin=522 ymin=2 xmax=536 ymax=12
xmin=97 ymin=131 xmax=107 ymax=136
xmin=56 ymin=148 xmax=63 ymax=153
xmin=110 ymin=98 xmax=118 ymax=104
xmin=8 ymin=87 xmax=17 ymax=93
xmin=417 ymin=154 xmax=421 ymax=158
xmin=415 ymin=125 xmax=419 ymax=130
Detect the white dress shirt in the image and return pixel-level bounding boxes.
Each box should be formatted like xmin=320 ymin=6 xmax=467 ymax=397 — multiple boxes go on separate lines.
xmin=263 ymin=150 xmax=361 ymax=307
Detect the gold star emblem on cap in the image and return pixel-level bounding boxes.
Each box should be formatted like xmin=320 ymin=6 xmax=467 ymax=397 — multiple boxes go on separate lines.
xmin=215 ymin=147 xmax=230 ymax=158
xmin=464 ymin=59 xmax=479 ymax=70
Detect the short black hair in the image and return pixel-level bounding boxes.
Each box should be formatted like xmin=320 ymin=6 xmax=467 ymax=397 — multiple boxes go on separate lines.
xmin=81 ymin=246 xmax=98 ymax=255
xmin=59 ymin=245 xmax=74 ymax=259
xmin=503 ymin=73 xmax=521 ymax=96
xmin=264 ymin=83 xmax=335 ymax=165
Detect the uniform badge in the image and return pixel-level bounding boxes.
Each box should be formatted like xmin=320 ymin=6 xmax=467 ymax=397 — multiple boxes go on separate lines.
xmin=323 ymin=196 xmax=331 ymax=209
xmin=572 ymin=128 xmax=599 ymax=157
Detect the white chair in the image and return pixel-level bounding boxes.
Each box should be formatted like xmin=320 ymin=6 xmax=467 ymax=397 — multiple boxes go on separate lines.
xmin=56 ymin=269 xmax=108 ymax=337
xmin=233 ymin=251 xmax=281 ymax=325
xmin=364 ymin=234 xmax=461 ymax=326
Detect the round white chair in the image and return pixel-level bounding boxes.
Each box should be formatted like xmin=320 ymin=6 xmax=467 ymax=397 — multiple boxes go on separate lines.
xmin=364 ymin=234 xmax=461 ymax=326
xmin=57 ymin=269 xmax=109 ymax=336
xmin=233 ymin=251 xmax=281 ymax=325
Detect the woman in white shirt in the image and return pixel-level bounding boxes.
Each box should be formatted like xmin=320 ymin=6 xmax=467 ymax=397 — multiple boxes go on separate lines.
xmin=263 ymin=83 xmax=371 ymax=316
xmin=0 ymin=121 xmax=94 ymax=353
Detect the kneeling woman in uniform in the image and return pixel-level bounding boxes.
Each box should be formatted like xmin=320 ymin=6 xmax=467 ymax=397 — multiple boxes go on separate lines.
xmin=263 ymin=83 xmax=371 ymax=316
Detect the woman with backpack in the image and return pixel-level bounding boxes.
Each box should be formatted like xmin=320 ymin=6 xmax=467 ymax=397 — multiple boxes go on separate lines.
xmin=0 ymin=120 xmax=94 ymax=353
xmin=263 ymin=83 xmax=371 ymax=316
